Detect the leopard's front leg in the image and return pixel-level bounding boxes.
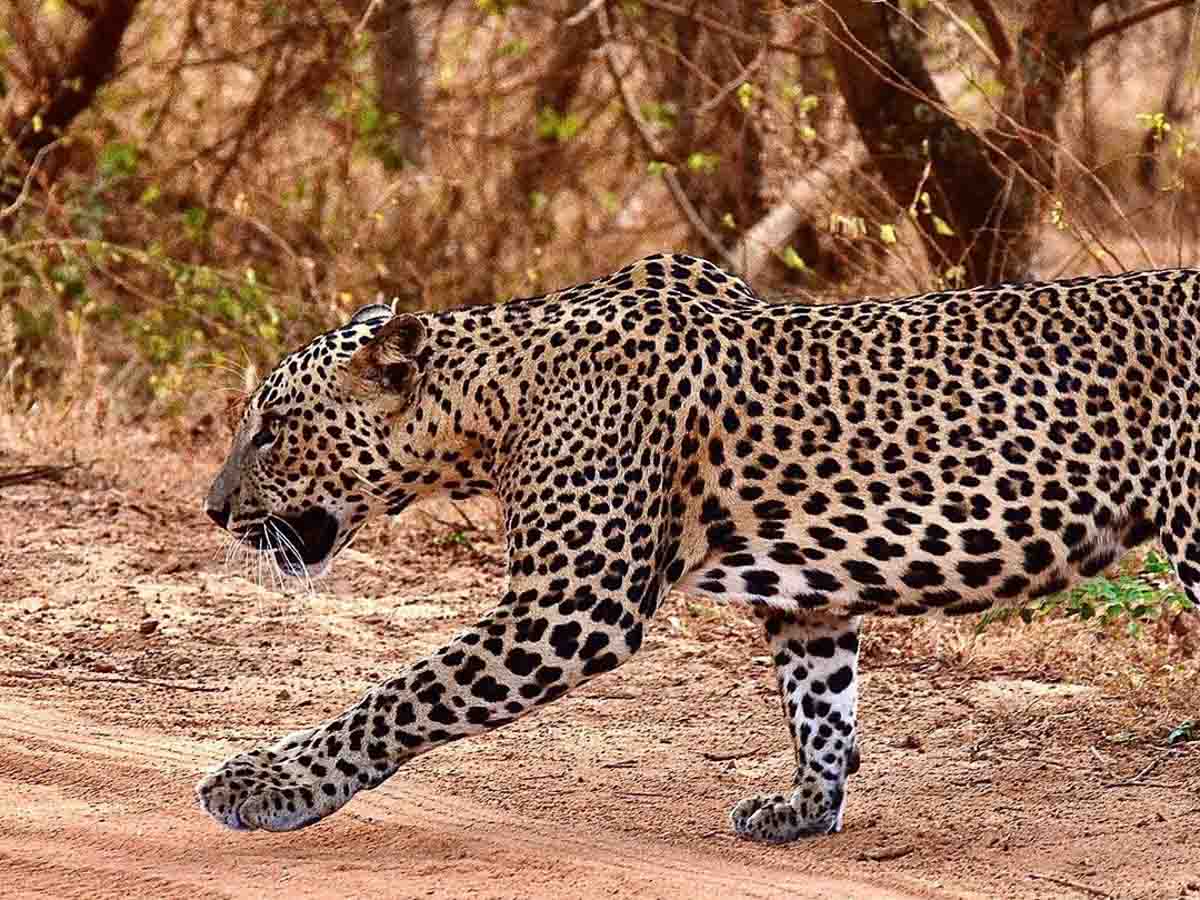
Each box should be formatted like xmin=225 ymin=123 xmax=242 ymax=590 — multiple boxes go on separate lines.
xmin=197 ymin=570 xmax=662 ymax=832
xmin=732 ymin=612 xmax=862 ymax=842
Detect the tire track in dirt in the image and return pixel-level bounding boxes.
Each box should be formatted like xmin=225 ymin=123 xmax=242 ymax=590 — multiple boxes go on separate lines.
xmin=0 ymin=698 xmax=937 ymax=899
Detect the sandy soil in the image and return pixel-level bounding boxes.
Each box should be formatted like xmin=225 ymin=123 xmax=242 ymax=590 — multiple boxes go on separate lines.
xmin=1 ymin=431 xmax=1198 ymax=900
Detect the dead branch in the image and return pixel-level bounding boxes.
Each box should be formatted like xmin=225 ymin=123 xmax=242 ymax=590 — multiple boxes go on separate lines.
xmin=1028 ymin=873 xmax=1110 ymax=898
xmin=351 ymin=0 xmax=386 ymax=36
xmin=701 ymin=747 xmax=764 ymax=761
xmin=0 ymin=140 xmax=61 ymax=220
xmin=856 ymin=845 xmax=915 ymax=862
xmin=1085 ymin=0 xmax=1197 ymax=49
xmin=732 ymin=142 xmax=869 ymax=278
xmin=969 ymin=0 xmax=1014 ymax=69
xmin=1102 ymin=749 xmax=1178 ymax=787
xmin=0 ymin=461 xmax=80 ymax=489
xmin=449 ymin=503 xmax=479 ymax=532
xmin=565 ymin=0 xmax=605 ymax=27
xmin=932 ymin=0 xmax=1003 ymax=68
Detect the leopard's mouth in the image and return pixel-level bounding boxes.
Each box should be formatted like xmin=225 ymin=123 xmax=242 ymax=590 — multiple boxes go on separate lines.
xmin=237 ymin=508 xmax=341 ymax=576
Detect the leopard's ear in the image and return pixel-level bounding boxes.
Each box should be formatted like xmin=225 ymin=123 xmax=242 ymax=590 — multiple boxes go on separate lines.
xmin=349 ymin=303 xmax=393 ymax=326
xmin=346 ymin=314 xmax=426 ymax=400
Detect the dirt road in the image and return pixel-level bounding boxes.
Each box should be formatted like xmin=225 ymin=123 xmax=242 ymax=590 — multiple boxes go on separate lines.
xmin=1 ymin=437 xmax=1197 ymax=899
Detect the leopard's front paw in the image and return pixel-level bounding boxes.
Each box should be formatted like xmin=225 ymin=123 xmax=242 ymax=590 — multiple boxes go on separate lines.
xmin=197 ymin=727 xmax=361 ymax=832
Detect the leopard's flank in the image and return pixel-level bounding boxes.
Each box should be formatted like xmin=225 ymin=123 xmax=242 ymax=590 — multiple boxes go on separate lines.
xmin=200 ymin=254 xmax=1195 ymax=841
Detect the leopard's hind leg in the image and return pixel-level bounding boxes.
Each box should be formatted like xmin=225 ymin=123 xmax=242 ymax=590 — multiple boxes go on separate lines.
xmin=731 ymin=611 xmax=862 ymax=842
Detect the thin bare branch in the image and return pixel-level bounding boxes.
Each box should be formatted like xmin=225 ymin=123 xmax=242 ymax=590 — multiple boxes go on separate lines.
xmin=929 ymin=0 xmax=1002 ymax=67
xmin=565 ymin=0 xmax=605 ymax=27
xmin=352 ymin=0 xmax=386 ymax=36
xmin=1028 ymin=873 xmax=1110 ymax=898
xmin=968 ymin=0 xmax=1013 ymax=68
xmin=0 ymin=139 xmax=60 ymax=220
xmin=1085 ymin=0 xmax=1196 ymax=49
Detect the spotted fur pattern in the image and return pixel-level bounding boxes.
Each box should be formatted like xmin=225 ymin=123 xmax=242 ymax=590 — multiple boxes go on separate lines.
xmin=200 ymin=254 xmax=1197 ymax=841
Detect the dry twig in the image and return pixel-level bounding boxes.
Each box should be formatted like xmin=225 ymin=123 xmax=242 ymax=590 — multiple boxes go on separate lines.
xmin=1103 ymin=749 xmax=1176 ymax=787
xmin=1085 ymin=0 xmax=1198 ymax=49
xmin=0 ymin=140 xmax=60 ymax=220
xmin=856 ymin=845 xmax=915 ymax=862
xmin=968 ymin=0 xmax=1013 ymax=68
xmin=1028 ymin=873 xmax=1110 ymax=898
xmin=2 ymin=670 xmax=222 ymax=693
xmin=701 ymin=747 xmax=763 ymax=762
xmin=0 ymin=461 xmax=80 ymax=489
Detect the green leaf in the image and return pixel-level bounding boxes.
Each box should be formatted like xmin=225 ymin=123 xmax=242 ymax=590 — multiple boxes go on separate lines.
xmin=1143 ymin=551 xmax=1173 ymax=576
xmin=99 ymin=141 xmax=139 ymax=179
xmin=879 ymin=223 xmax=898 ymax=245
xmin=932 ymin=215 xmax=955 ymax=236
xmin=535 ymin=106 xmax=582 ymax=143
xmin=736 ymin=82 xmax=757 ymax=110
xmin=780 ymin=246 xmax=807 ymax=271
xmin=640 ymin=101 xmax=677 ymax=130
xmin=499 ymin=38 xmax=529 ymax=57
xmin=477 ymin=0 xmax=522 ymax=15
xmin=685 ymin=151 xmax=720 ymax=173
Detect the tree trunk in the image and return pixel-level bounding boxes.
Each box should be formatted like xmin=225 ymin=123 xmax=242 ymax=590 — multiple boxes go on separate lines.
xmin=341 ymin=0 xmax=425 ymax=168
xmin=824 ymin=0 xmax=1105 ymax=286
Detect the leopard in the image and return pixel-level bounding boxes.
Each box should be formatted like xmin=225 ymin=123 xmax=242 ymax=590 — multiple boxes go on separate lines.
xmin=199 ymin=252 xmax=1198 ymax=842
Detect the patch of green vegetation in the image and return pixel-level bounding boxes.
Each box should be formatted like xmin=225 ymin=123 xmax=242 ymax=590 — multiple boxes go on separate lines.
xmin=434 ymin=529 xmax=474 ymax=550
xmin=977 ymin=551 xmax=1194 ymax=636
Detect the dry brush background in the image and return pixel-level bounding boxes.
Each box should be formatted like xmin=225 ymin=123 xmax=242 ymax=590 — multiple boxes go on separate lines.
xmin=4 ymin=0 xmax=1200 ymax=415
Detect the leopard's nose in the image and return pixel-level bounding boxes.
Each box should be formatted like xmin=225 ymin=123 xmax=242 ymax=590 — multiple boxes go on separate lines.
xmin=206 ymin=501 xmax=231 ymax=529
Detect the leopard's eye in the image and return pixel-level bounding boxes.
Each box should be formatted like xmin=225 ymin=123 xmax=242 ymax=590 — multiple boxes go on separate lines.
xmin=252 ymin=412 xmax=283 ymax=448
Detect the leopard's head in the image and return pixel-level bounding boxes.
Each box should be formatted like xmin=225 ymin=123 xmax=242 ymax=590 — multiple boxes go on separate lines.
xmin=205 ymin=304 xmax=437 ymax=578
